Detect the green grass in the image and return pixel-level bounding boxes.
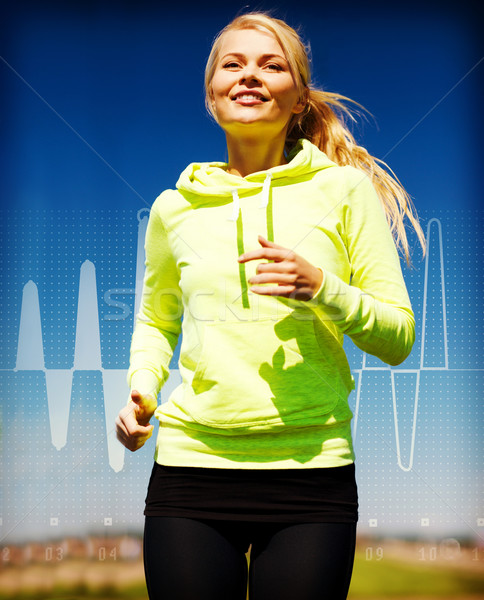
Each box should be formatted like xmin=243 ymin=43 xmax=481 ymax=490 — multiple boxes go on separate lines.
xmin=0 ymin=584 xmax=148 ymax=600
xmin=348 ymin=550 xmax=484 ymax=597
xmin=0 ymin=550 xmax=482 ymax=599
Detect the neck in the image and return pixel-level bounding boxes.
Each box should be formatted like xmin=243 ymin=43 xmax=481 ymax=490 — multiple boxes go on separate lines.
xmin=225 ymin=132 xmax=287 ymax=177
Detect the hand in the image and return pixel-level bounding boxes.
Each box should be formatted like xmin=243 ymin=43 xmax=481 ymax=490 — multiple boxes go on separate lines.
xmin=115 ymin=390 xmax=158 ymax=452
xmin=238 ymin=236 xmax=323 ymax=301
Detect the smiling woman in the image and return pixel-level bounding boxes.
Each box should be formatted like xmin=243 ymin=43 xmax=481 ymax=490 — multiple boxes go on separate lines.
xmin=208 ymin=29 xmax=306 ymax=171
xmin=115 ymin=11 xmax=426 ymax=600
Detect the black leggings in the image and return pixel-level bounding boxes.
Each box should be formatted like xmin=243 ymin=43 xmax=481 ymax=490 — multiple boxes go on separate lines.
xmin=144 ymin=516 xmax=357 ymax=600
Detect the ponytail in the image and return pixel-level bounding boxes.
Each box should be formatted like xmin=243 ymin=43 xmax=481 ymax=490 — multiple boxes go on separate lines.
xmin=287 ymin=88 xmax=426 ymax=265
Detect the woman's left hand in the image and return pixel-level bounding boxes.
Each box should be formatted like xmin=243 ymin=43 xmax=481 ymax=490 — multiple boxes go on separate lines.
xmin=238 ymin=235 xmax=323 ymax=301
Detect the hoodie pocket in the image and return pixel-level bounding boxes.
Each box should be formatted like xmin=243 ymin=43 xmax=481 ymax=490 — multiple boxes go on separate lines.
xmin=185 ymin=317 xmax=343 ymax=431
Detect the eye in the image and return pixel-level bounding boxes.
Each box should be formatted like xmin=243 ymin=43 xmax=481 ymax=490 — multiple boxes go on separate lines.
xmin=265 ymin=63 xmax=284 ymax=71
xmin=222 ymin=61 xmax=241 ymax=69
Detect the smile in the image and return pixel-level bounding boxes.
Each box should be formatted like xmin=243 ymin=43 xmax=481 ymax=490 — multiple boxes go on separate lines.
xmin=232 ymin=93 xmax=268 ymax=103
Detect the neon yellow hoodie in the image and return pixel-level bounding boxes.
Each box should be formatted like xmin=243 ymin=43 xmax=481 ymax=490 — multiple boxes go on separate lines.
xmin=128 ymin=139 xmax=415 ymax=468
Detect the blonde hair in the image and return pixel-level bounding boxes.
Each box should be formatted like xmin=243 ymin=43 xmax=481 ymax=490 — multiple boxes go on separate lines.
xmin=204 ymin=12 xmax=426 ymax=264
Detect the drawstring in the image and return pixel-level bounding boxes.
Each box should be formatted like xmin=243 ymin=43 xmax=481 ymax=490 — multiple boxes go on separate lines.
xmin=228 ymin=189 xmax=240 ymax=221
xmin=259 ymin=173 xmax=272 ymax=209
xmin=228 ymin=172 xmax=271 ymax=221
xmin=228 ymin=172 xmax=273 ymax=308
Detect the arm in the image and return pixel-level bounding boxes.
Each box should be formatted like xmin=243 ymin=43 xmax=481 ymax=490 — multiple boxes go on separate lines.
xmin=308 ymin=168 xmax=415 ymax=365
xmin=116 ymin=196 xmax=183 ymax=450
xmin=127 ymin=195 xmax=183 ymax=398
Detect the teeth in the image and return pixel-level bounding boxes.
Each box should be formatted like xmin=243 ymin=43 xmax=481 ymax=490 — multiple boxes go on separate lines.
xmin=235 ymin=95 xmax=264 ymax=101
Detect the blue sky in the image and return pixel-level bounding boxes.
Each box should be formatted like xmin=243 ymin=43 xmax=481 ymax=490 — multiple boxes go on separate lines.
xmin=1 ymin=0 xmax=482 ymax=545
xmin=1 ymin=1 xmax=481 ymax=212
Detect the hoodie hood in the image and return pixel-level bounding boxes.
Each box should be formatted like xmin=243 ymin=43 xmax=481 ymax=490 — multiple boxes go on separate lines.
xmin=174 ymin=139 xmax=338 ymax=308
xmin=176 ymin=139 xmax=337 ymax=201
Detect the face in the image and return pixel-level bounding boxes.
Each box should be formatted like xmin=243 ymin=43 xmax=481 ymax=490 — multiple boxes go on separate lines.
xmin=209 ymin=28 xmax=305 ymax=139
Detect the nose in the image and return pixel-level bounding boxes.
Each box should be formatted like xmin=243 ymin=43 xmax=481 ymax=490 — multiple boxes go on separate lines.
xmin=239 ymin=63 xmax=261 ymax=85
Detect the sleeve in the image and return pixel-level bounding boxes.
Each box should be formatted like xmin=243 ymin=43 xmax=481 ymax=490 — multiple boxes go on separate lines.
xmin=307 ymin=167 xmax=415 ymax=366
xmin=127 ymin=195 xmax=183 ymax=398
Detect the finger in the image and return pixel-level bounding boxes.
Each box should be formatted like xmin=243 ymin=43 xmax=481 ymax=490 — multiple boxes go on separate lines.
xmin=119 ymin=430 xmax=152 ymax=452
xmin=248 ymin=272 xmax=298 ymax=286
xmin=116 ymin=411 xmax=140 ymax=444
xmin=249 ymin=284 xmax=296 ymax=297
xmin=129 ymin=426 xmax=154 ymax=450
xmin=255 ymin=261 xmax=295 ymax=274
xmin=116 ymin=423 xmax=132 ymax=447
xmin=129 ymin=390 xmax=157 ymax=423
xmin=118 ymin=405 xmax=152 ymax=435
xmin=128 ymin=436 xmax=151 ymax=451
xmin=129 ymin=425 xmax=154 ymax=441
xmin=116 ymin=423 xmax=154 ymax=451
xmin=130 ymin=389 xmax=143 ymax=404
xmin=115 ymin=415 xmax=129 ymax=439
xmin=238 ymin=247 xmax=292 ymax=263
xmin=257 ymin=235 xmax=286 ymax=249
xmin=125 ymin=420 xmax=154 ymax=437
xmin=118 ymin=404 xmax=139 ymax=425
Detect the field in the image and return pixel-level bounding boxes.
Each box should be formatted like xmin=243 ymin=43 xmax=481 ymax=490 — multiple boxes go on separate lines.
xmin=0 ymin=538 xmax=483 ymax=599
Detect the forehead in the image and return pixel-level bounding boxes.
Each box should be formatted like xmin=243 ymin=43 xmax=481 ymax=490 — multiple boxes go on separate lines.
xmin=218 ymin=28 xmax=286 ymax=59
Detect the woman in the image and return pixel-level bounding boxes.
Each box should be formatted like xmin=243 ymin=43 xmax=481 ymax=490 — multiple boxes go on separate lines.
xmin=116 ymin=12 xmax=425 ymax=600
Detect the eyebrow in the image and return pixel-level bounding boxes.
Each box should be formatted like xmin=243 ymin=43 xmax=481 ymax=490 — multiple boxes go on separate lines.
xmin=220 ymin=52 xmax=287 ymax=62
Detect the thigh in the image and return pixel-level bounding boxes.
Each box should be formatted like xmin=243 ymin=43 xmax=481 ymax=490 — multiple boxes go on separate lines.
xmin=249 ymin=521 xmax=357 ymax=600
xmin=143 ymin=516 xmax=248 ymax=600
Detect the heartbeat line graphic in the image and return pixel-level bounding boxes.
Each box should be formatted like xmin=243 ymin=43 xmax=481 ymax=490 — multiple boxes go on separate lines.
xmin=351 ymin=218 xmax=482 ymax=471
xmin=12 ymin=209 xmax=149 ymax=473
xmin=7 ymin=215 xmax=481 ymax=472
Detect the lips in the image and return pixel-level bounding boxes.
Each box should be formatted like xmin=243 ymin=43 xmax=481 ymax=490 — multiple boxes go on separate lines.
xmin=231 ymin=91 xmax=268 ymax=102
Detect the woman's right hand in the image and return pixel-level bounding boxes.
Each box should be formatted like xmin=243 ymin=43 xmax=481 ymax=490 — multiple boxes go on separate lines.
xmin=115 ymin=390 xmax=158 ymax=452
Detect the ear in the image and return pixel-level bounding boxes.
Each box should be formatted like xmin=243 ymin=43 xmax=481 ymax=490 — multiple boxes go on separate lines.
xmin=208 ymin=86 xmax=216 ymax=112
xmin=292 ymin=87 xmax=309 ymax=115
